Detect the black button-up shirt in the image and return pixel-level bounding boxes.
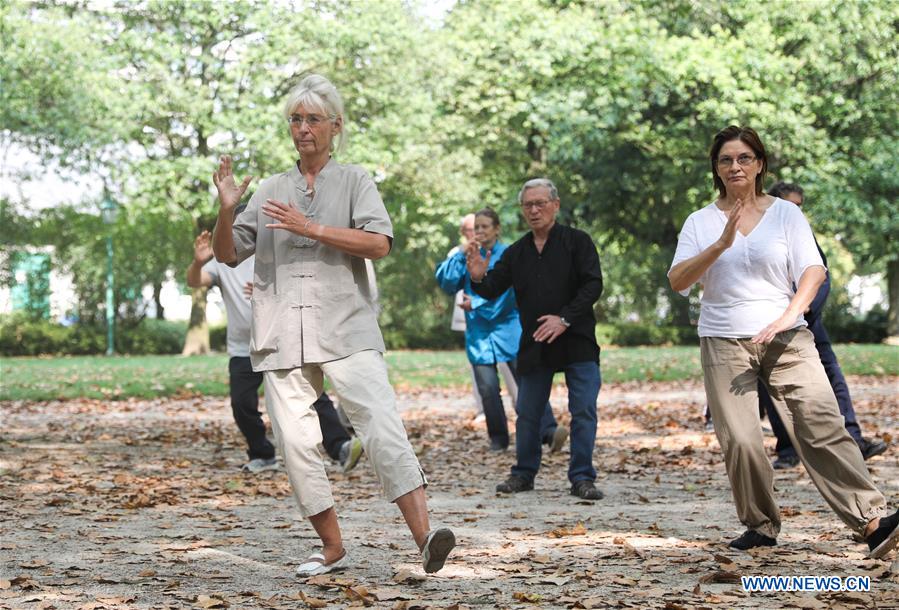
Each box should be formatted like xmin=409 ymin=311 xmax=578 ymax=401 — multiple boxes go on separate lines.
xmin=472 ymin=223 xmax=603 ymax=373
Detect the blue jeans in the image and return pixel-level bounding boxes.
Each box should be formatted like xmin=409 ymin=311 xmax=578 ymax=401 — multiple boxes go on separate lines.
xmin=511 ymin=361 xmax=601 ymax=484
xmin=472 ymin=359 xmax=556 ymax=449
xmin=759 ymin=317 xmax=862 ymax=459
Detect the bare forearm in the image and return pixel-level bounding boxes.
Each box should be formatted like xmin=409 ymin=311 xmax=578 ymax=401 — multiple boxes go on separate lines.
xmin=212 ymin=212 xmax=237 ymax=264
xmin=308 ymin=224 xmax=390 ymax=260
xmin=784 ymin=266 xmax=826 ymax=321
xmin=185 ymin=260 xmax=207 ymax=288
xmin=669 ymin=242 xmax=727 ymax=292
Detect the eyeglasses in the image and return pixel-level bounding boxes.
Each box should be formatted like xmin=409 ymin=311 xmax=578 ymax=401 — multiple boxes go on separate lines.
xmin=287 ymin=114 xmax=330 ymax=128
xmin=520 ymin=199 xmax=553 ymax=211
xmin=716 ymin=154 xmax=757 ymax=169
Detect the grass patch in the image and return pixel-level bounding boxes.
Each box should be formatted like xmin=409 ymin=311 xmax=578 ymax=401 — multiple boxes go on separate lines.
xmin=1 ymin=344 xmax=895 ymax=402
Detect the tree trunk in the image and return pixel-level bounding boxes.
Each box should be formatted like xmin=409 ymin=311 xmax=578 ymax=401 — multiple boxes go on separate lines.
xmin=885 ymin=258 xmax=899 ymax=345
xmin=181 ymin=286 xmax=210 ymax=355
xmin=153 ymin=281 xmax=165 ymax=320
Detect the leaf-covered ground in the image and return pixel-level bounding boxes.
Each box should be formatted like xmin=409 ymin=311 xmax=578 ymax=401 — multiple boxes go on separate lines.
xmin=1 ymin=377 xmax=897 ymax=609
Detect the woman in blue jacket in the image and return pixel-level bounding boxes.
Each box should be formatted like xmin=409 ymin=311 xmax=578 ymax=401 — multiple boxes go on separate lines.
xmin=436 ymin=208 xmax=563 ymax=451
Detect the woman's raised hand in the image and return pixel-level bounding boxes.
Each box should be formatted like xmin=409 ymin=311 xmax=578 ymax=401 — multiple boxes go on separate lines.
xmin=212 ymin=155 xmax=253 ymax=211
xmin=716 ymin=198 xmax=744 ymax=250
xmin=464 ymin=239 xmax=491 ymax=282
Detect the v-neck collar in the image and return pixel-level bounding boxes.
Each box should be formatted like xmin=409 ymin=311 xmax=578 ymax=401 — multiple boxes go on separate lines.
xmin=714 ymin=198 xmax=774 ymax=240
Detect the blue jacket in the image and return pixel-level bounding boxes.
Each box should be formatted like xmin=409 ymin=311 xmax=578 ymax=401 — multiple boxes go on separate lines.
xmin=435 ymin=242 xmax=520 ymax=365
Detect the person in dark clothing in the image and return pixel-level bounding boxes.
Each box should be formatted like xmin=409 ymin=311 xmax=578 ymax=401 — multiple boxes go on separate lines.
xmin=466 ymin=178 xmax=604 ymax=500
xmin=761 ymin=182 xmax=888 ymax=469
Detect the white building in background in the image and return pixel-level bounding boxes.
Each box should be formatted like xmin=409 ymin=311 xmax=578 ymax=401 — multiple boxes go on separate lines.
xmin=0 ymin=252 xmax=226 ymax=326
xmin=1 ymin=144 xmax=227 ymax=326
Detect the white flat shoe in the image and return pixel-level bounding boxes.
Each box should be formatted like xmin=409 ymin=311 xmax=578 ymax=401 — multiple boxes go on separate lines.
xmin=296 ymin=550 xmax=350 ymax=576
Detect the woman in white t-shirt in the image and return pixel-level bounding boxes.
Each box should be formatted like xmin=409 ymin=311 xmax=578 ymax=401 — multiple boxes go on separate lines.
xmin=669 ymin=125 xmax=898 ymax=558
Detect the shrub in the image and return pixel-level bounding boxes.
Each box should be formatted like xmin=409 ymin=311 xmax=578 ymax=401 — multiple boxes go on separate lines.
xmin=383 ymin=323 xmax=463 ymax=350
xmin=0 ymin=315 xmax=187 ymax=356
xmin=117 ymin=319 xmax=186 ymax=354
xmin=0 ymin=313 xmax=69 ymax=355
xmin=209 ymin=324 xmax=227 ymax=352
xmin=596 ymin=322 xmax=697 ymax=347
xmin=826 ymin=308 xmax=888 ymax=343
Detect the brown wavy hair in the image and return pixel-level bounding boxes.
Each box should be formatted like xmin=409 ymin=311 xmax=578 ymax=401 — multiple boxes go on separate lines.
xmin=475 ymin=207 xmax=501 ymax=228
xmin=710 ymin=125 xmax=768 ymax=198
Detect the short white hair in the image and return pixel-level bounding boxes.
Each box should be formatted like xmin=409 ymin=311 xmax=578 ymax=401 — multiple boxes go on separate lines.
xmin=459 ymin=213 xmax=475 ymax=229
xmin=283 ymin=74 xmax=347 ymax=154
xmin=518 ymin=178 xmax=559 ymax=203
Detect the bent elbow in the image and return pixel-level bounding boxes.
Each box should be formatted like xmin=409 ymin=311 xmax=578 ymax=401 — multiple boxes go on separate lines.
xmin=669 ymin=277 xmax=688 ymax=293
xmin=369 ymin=237 xmax=391 ymax=260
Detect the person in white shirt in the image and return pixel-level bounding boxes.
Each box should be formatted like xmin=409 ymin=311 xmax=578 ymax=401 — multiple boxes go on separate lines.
xmin=668 ymin=125 xmax=897 ymax=558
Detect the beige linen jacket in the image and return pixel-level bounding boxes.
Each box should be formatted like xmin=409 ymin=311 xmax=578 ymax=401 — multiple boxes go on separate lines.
xmin=232 ymin=159 xmax=391 ymax=371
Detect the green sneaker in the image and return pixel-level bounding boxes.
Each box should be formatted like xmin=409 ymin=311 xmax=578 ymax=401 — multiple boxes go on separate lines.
xmin=339 ymin=437 xmax=364 ymax=472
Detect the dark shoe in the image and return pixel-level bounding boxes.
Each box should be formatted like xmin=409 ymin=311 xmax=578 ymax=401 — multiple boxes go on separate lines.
xmin=772 ymin=454 xmax=800 ymax=470
xmin=496 ymin=475 xmax=533 ymax=494
xmin=570 ymin=480 xmax=604 ymax=500
xmin=858 ymin=437 xmax=888 ymax=461
xmin=421 ymin=527 xmax=456 ymax=574
xmin=866 ymin=510 xmax=899 ymax=559
xmin=488 ymin=438 xmax=508 ymax=452
xmin=728 ymin=530 xmax=777 ymax=551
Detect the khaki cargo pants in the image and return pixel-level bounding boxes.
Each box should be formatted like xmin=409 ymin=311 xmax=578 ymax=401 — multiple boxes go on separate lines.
xmin=701 ymin=328 xmax=885 ymax=538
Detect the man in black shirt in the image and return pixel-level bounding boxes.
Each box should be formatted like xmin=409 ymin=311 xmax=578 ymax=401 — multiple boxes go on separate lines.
xmin=466 ymin=178 xmax=604 ymax=500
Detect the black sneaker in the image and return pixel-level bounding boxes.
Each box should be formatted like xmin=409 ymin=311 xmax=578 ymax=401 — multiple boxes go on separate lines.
xmin=728 ymin=530 xmax=777 ymax=550
xmin=772 ymin=454 xmax=800 ymax=470
xmin=858 ymin=437 xmax=888 ymax=461
xmin=570 ymin=480 xmax=604 ymax=500
xmin=496 ymin=475 xmax=533 ymax=494
xmin=866 ymin=509 xmax=899 ymax=559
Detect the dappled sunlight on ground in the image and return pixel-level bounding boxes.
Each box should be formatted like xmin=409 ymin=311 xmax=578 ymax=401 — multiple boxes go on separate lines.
xmin=1 ymin=379 xmax=897 ymax=608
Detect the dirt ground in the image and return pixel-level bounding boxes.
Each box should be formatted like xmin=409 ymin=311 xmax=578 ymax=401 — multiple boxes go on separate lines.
xmin=1 ymin=377 xmax=897 ymax=609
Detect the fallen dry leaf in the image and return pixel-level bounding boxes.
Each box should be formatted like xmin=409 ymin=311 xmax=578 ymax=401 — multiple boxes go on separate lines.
xmin=513 ymin=591 xmax=542 ymax=603
xmin=195 ymin=594 xmax=228 ymax=608
xmin=298 ymin=591 xmax=328 ymax=608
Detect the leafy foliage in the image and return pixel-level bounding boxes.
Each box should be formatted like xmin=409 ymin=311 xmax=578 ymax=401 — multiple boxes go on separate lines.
xmin=2 ymin=0 xmax=896 ymax=345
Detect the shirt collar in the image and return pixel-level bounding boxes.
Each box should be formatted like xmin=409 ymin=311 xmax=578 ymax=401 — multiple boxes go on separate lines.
xmin=527 ymin=222 xmax=560 ymax=244
xmin=289 ymin=157 xmax=336 ymax=193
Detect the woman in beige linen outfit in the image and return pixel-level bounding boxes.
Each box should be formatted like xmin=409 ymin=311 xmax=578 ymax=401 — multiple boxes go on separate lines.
xmin=668 ymin=125 xmax=898 ymax=558
xmin=211 ymin=74 xmax=455 ymax=575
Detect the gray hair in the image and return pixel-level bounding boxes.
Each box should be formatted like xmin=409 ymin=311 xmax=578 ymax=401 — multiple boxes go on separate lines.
xmin=518 ymin=178 xmax=559 ymax=203
xmin=283 ymin=74 xmax=347 ymax=154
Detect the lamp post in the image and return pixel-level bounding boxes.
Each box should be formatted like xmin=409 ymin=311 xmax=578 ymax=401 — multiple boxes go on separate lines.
xmin=101 ymin=194 xmax=118 ymax=356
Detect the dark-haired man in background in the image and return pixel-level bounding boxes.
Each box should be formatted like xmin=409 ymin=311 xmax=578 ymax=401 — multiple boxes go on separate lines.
xmin=761 ymin=181 xmax=887 ymax=469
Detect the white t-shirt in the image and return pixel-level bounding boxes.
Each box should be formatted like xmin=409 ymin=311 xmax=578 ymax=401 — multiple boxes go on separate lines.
xmin=203 ymin=256 xmax=254 ymax=357
xmin=669 ymin=198 xmax=825 ymax=338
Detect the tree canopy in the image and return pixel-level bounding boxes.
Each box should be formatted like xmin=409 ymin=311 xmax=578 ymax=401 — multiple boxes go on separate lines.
xmin=3 ymin=0 xmax=897 ymax=343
